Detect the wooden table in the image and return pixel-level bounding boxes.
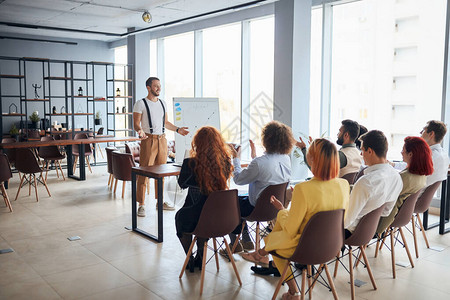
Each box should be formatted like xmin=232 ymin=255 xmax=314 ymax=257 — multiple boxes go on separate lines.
xmin=131 ymin=164 xmax=181 ymax=242
xmin=0 ymin=136 xmax=143 ymax=181
xmin=423 ymin=169 xmax=450 ymax=234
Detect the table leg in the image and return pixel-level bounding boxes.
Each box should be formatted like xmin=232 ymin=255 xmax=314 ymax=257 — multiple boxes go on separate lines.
xmin=132 ymin=172 xmax=137 ymax=230
xmin=66 ymin=145 xmax=73 ymax=177
xmin=157 ymin=177 xmax=164 ymax=242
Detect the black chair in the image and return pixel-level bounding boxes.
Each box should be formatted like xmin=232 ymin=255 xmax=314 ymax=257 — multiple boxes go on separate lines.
xmin=14 ymin=148 xmax=51 ymax=202
xmin=179 ymin=189 xmax=242 ymax=295
xmin=0 ymin=153 xmax=13 ymax=212
xmin=341 ymin=172 xmax=358 ymax=185
xmin=38 ymin=136 xmax=66 ymax=181
xmin=271 ymin=209 xmax=345 ymax=300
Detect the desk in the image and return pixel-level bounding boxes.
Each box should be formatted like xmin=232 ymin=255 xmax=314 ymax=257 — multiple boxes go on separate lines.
xmin=0 ymin=136 xmax=142 ymax=181
xmin=131 ymin=164 xmax=181 ymax=242
xmin=423 ymin=169 xmax=450 ymax=234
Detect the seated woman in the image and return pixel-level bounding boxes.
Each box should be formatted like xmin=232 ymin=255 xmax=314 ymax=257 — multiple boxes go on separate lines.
xmin=242 ymin=138 xmax=349 ymax=300
xmin=175 ymin=126 xmax=233 ymax=272
xmin=376 ymin=136 xmax=433 ymax=234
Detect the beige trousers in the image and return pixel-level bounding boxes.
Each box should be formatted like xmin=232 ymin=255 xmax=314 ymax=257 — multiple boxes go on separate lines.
xmin=137 ymin=134 xmax=167 ymax=205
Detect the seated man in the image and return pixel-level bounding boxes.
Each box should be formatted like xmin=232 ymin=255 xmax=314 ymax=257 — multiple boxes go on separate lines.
xmin=228 ymin=121 xmax=294 ymax=252
xmin=392 ymin=120 xmax=449 ymax=187
xmin=298 ymin=119 xmax=363 ymax=178
xmin=344 ymin=130 xmax=403 ymax=236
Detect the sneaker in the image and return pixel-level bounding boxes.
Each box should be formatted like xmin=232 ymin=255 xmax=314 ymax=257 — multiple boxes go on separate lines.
xmin=219 ymin=241 xmax=243 ymax=257
xmin=241 ymin=241 xmax=255 ymax=251
xmin=137 ymin=206 xmax=146 ymax=217
xmin=155 ymin=201 xmax=175 ymax=211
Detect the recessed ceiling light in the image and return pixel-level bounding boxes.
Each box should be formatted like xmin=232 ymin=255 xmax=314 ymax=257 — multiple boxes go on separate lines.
xmin=142 ymin=11 xmax=152 ymax=23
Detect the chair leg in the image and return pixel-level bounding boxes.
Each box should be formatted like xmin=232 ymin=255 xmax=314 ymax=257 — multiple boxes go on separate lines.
xmin=86 ymin=156 xmax=92 ymax=173
xmin=1 ymin=184 xmax=12 ymax=212
xmin=333 ymin=250 xmax=341 ymax=277
xmin=58 ymin=160 xmax=65 ymax=180
xmin=354 ymin=246 xmax=364 ymax=268
xmin=45 ymin=161 xmax=50 ymax=181
xmin=411 ymin=216 xmax=419 ymax=258
xmin=349 ymin=247 xmax=355 ymax=300
xmin=416 ymin=213 xmax=430 ymax=248
xmin=255 ymin=221 xmax=260 ymax=252
xmin=391 ymin=228 xmax=396 ymax=279
xmin=324 ymin=264 xmax=339 ymax=300
xmin=114 ymin=178 xmax=118 ymax=194
xmin=55 ymin=161 xmax=60 ymax=179
xmin=360 ymin=246 xmax=377 ymax=290
xmin=108 ymin=174 xmax=112 ymax=188
xmin=224 ymin=238 xmax=242 ymax=286
xmin=179 ymin=237 xmax=197 ymax=278
xmin=398 ymin=227 xmax=414 ymax=268
xmin=15 ymin=173 xmax=25 ymax=200
xmin=33 ymin=174 xmax=39 ymax=202
xmin=28 ymin=174 xmax=32 ymax=196
xmin=301 ymin=268 xmax=307 ymax=300
xmin=41 ymin=172 xmax=51 ymax=197
xmin=232 ymin=221 xmax=244 ymax=253
xmin=200 ymin=241 xmax=208 ymax=295
xmin=307 ymin=265 xmax=313 ymax=299
xmin=213 ymin=238 xmax=219 ymax=271
xmin=271 ymin=261 xmax=290 ymax=300
xmin=122 ymin=181 xmax=126 ymax=198
xmin=73 ymin=156 xmax=78 ymax=174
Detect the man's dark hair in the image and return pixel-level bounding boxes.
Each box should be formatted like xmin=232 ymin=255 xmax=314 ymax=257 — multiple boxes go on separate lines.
xmin=145 ymin=77 xmax=160 ymax=88
xmin=426 ymin=120 xmax=447 ymax=143
xmin=355 ymin=124 xmax=368 ymax=150
xmin=341 ymin=119 xmax=360 ymax=142
xmin=359 ymin=130 xmax=388 ymax=158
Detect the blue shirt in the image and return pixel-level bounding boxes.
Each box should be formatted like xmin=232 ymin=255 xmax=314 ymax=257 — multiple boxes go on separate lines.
xmin=233 ymin=153 xmax=291 ymax=206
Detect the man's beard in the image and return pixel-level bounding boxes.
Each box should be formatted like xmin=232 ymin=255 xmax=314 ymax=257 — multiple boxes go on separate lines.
xmin=151 ymin=90 xmax=159 ymax=97
xmin=336 ymin=136 xmax=344 ymax=146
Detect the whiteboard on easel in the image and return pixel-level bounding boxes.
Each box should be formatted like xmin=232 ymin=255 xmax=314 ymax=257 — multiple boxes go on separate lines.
xmin=173 ymin=97 xmax=221 ymax=162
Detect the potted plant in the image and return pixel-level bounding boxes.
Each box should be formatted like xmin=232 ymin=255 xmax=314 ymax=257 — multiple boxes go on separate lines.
xmin=29 ymin=111 xmax=40 ymax=129
xmin=9 ymin=124 xmax=19 ymax=140
xmin=95 ymin=111 xmax=102 ymax=125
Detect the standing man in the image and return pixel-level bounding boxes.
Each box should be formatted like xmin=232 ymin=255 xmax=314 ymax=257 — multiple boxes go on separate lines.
xmin=133 ymin=77 xmax=188 ymax=217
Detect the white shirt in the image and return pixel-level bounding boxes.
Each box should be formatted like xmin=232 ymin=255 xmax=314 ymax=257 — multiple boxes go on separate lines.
xmin=344 ymin=163 xmax=403 ymax=232
xmin=427 ymin=144 xmax=449 ymax=186
xmin=133 ymin=98 xmax=166 ymax=135
xmin=233 ymin=153 xmax=291 ymax=206
xmin=393 ymin=144 xmax=449 ymax=187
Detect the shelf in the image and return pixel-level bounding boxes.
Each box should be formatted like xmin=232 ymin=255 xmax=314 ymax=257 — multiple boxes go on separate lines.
xmin=73 ymin=78 xmax=93 ymax=81
xmin=0 ymin=74 xmax=24 ymax=79
xmin=108 ymin=112 xmax=132 ymax=115
xmin=46 ymin=113 xmax=71 ymax=116
xmin=107 ymin=128 xmax=134 ymax=132
xmin=89 ymin=61 xmax=113 ymax=65
xmin=23 ymin=98 xmax=49 ymax=101
xmin=44 ymin=76 xmax=71 ymax=80
xmin=23 ymin=57 xmax=49 ymax=61
xmin=74 ymin=113 xmax=94 ymax=116
xmin=107 ymin=96 xmax=133 ymax=99
xmin=88 ymin=98 xmax=106 ymax=101
xmin=44 ymin=96 xmax=68 ymax=99
xmin=74 ymin=96 xmax=94 ymax=98
xmin=2 ymin=113 xmax=25 ymax=116
xmin=107 ymin=79 xmax=132 ymax=82
xmin=1 ymin=95 xmax=22 ymax=98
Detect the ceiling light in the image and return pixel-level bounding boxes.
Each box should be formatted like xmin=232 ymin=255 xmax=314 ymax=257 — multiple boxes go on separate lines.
xmin=142 ymin=11 xmax=152 ymax=23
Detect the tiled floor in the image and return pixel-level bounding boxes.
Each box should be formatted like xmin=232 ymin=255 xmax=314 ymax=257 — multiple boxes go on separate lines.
xmin=1 ymin=165 xmax=450 ymax=299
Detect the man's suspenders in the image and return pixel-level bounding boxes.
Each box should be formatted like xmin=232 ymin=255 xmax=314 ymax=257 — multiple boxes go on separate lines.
xmin=142 ymin=98 xmax=165 ymax=134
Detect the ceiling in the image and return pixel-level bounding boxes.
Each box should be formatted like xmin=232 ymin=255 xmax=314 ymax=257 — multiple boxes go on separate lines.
xmin=0 ymin=0 xmax=272 ymax=42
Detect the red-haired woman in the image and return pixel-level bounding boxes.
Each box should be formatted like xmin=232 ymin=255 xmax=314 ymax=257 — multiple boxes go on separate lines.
xmin=376 ymin=136 xmax=433 ymax=233
xmin=242 ymin=139 xmax=349 ymax=300
xmin=175 ymin=126 xmax=233 ymax=272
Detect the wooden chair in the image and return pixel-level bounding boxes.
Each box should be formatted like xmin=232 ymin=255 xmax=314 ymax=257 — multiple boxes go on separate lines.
xmin=232 ymin=182 xmax=288 ymax=253
xmin=72 ymin=133 xmax=93 ymax=174
xmin=95 ymin=127 xmax=105 ymax=158
xmin=333 ymin=204 xmax=386 ymax=300
xmin=0 ymin=153 xmax=13 ymax=212
xmin=271 ymin=209 xmax=345 ymax=300
xmin=179 ymin=189 xmax=242 ymax=295
xmin=105 ymin=147 xmax=118 ymax=189
xmin=111 ymin=151 xmax=136 ymax=198
xmin=375 ymin=191 xmax=421 ymax=278
xmin=411 ymin=181 xmax=442 ymax=258
xmin=38 ymin=136 xmax=66 ymax=181
xmin=341 ymin=172 xmax=358 ymax=185
xmin=14 ymin=148 xmax=51 ymax=202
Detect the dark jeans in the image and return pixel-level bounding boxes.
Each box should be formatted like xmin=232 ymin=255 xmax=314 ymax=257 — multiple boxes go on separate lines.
xmin=231 ymin=196 xmax=255 ymax=238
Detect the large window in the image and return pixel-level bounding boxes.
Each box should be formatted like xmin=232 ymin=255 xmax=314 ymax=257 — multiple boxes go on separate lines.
xmin=248 ymin=16 xmax=274 ymax=153
xmin=329 ymin=0 xmax=446 ymax=159
xmin=163 ymin=32 xmax=195 ymax=140
xmin=309 ymin=7 xmax=323 ymax=139
xmin=203 ymin=23 xmax=242 ymax=143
